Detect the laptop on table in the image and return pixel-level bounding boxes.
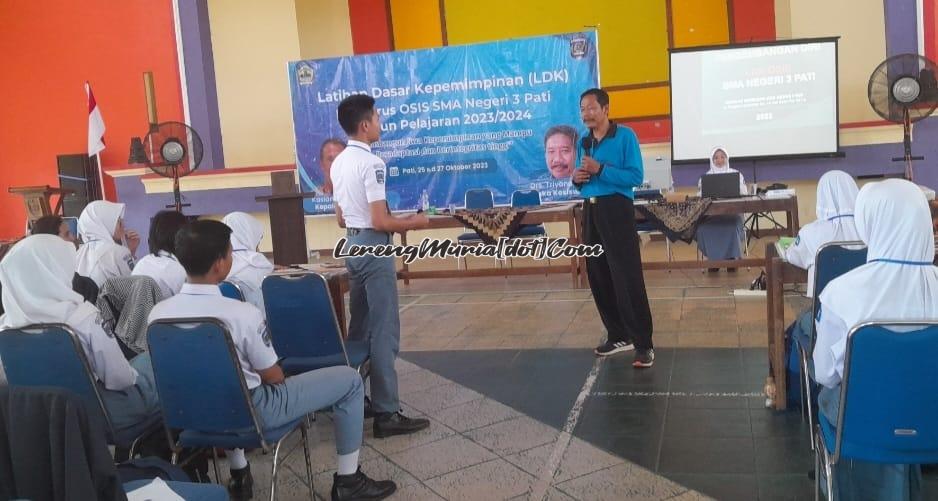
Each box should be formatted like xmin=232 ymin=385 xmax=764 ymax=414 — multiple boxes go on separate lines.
xmin=701 ymin=172 xmax=743 ymax=199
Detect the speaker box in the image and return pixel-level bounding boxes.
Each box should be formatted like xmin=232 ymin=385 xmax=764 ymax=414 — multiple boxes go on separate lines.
xmin=57 ymin=154 xmax=101 ymax=217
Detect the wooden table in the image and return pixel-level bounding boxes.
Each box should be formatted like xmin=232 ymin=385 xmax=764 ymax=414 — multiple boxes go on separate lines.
xmin=398 ymin=202 xmax=584 ymax=288
xmin=635 ymin=195 xmax=801 ymax=271
xmin=764 ymin=242 xmax=807 ymax=410
xmin=275 ymin=263 xmax=351 ymax=337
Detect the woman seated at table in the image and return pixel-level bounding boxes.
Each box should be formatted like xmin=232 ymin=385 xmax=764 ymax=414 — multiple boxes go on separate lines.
xmin=222 ymin=212 xmax=274 ymax=313
xmin=813 ymin=179 xmax=937 ymax=500
xmin=784 ymin=170 xmax=860 ymax=348
xmin=696 ymin=147 xmax=747 ymax=271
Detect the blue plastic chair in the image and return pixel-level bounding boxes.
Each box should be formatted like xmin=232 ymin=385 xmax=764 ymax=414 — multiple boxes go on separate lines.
xmin=261 ymin=273 xmax=369 ymax=376
xmin=510 ymin=190 xmax=546 ymax=238
xmin=815 ymin=321 xmax=938 ymax=500
xmin=146 ymin=318 xmax=314 ymax=500
xmin=219 ymin=280 xmax=245 ymax=301
xmin=0 ymin=324 xmax=161 ymax=456
xmin=457 ymin=188 xmax=496 ymax=243
xmin=795 ymin=241 xmax=867 ymax=450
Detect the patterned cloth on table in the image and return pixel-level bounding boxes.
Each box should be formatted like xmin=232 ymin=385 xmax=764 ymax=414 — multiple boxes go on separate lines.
xmin=451 ymin=208 xmax=528 ymax=244
xmin=634 ymin=198 xmax=713 ymax=244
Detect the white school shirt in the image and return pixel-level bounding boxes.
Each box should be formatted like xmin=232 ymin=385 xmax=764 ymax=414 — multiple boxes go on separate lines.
xmin=785 ymin=217 xmax=860 ymax=297
xmin=131 ymin=251 xmax=187 ymax=298
xmin=226 ymin=250 xmax=273 ymax=315
xmin=71 ymin=309 xmax=139 ymax=390
xmin=77 ymin=241 xmax=135 ymax=287
xmin=330 ymin=139 xmax=387 ymax=229
xmin=148 ymin=283 xmax=279 ymax=390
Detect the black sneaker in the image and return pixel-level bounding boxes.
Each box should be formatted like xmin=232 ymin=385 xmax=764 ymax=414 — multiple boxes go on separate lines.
xmin=373 ymin=411 xmax=430 ymax=438
xmin=228 ymin=464 xmax=254 ymax=500
xmin=594 ymin=340 xmax=634 ymax=357
xmin=632 ymin=349 xmax=655 ymax=368
xmin=331 ymin=467 xmax=397 ymax=501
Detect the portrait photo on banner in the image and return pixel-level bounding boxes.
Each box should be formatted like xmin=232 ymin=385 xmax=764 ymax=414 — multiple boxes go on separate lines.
xmin=288 ymin=32 xmax=599 ymax=215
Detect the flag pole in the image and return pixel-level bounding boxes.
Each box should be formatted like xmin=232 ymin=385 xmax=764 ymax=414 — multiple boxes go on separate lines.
xmin=95 ymin=151 xmax=105 ymax=200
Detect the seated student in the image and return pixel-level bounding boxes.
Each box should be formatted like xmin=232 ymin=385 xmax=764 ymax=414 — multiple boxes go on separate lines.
xmin=813 ymin=179 xmax=938 ymax=500
xmin=696 ymin=147 xmax=748 ymax=271
xmin=0 ymin=235 xmax=160 ymax=434
xmin=784 ymin=170 xmax=860 ymax=349
xmin=31 ymin=214 xmax=76 ymax=243
xmin=76 ymin=201 xmax=139 ymax=287
xmin=131 ymin=210 xmax=188 ymax=297
xmin=221 ymin=212 xmax=273 ymax=311
xmin=149 ymin=220 xmax=395 ymax=501
xmin=29 ymin=215 xmax=99 ymax=304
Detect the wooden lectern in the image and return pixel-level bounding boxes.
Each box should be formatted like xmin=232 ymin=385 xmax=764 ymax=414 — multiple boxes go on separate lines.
xmin=255 ymin=171 xmax=310 ymax=265
xmin=9 ymin=185 xmax=75 ymax=227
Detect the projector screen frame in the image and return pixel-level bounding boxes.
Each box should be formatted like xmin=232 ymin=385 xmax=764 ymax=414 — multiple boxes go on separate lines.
xmin=668 ymin=36 xmax=842 ymax=165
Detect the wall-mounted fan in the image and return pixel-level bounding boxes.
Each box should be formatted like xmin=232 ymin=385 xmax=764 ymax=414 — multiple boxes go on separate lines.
xmin=868 ymin=53 xmax=938 ymax=181
xmin=132 ymin=72 xmax=203 ymax=211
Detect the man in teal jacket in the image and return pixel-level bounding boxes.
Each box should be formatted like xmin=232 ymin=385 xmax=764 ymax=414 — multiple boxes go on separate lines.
xmin=572 ymin=88 xmax=654 ymax=367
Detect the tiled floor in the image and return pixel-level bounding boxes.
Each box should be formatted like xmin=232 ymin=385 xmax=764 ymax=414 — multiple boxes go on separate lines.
xmin=221 ymin=267 xmax=936 ymax=500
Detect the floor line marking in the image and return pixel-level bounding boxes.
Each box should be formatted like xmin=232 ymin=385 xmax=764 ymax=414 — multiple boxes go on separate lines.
xmin=529 ymin=353 xmax=604 ymax=501
xmin=592 ymin=390 xmax=763 ymax=398
xmin=398 ymin=294 xmax=426 ymax=313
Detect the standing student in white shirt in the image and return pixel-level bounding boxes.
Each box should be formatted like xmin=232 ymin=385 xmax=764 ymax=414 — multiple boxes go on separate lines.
xmin=813 ymin=179 xmax=936 ymax=500
xmin=131 ymin=210 xmax=188 ymax=297
xmin=0 ymin=235 xmax=160 ymax=434
xmin=330 ymin=94 xmax=431 ymax=438
xmin=76 ymin=201 xmax=139 ymax=287
xmin=149 ymin=220 xmax=395 ymax=501
xmin=221 ymin=212 xmax=274 ymax=312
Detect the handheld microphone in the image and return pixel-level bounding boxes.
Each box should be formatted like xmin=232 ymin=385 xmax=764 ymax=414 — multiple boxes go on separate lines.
xmin=580 ymin=136 xmax=595 ymax=157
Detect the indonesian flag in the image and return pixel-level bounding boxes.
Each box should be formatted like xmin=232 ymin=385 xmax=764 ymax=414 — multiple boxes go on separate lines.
xmin=86 ymin=82 xmax=106 ymax=156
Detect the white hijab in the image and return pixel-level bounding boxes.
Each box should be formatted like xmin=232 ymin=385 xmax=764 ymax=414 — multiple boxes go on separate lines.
xmin=815 ymin=170 xmax=859 ymax=221
xmin=222 ymin=212 xmax=274 ymax=278
xmin=78 ymin=200 xmax=124 ymax=244
xmin=0 ymin=235 xmax=98 ymax=328
xmin=701 ymin=147 xmax=747 ymax=195
xmin=820 ymin=179 xmax=938 ymax=328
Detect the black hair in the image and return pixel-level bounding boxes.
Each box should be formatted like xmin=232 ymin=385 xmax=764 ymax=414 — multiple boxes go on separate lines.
xmin=544 ymin=125 xmax=578 ymax=146
xmin=319 ymin=138 xmax=346 ymax=157
xmin=579 ymin=88 xmax=610 ymax=108
xmin=337 ymin=94 xmax=376 ymax=135
xmin=174 ymin=220 xmax=232 ymax=277
xmin=148 ymin=210 xmax=189 ymax=255
xmin=31 ymin=215 xmax=64 ymax=236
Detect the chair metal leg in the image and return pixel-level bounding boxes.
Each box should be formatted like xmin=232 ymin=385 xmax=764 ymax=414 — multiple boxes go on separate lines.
xmin=212 ymin=447 xmax=222 ymax=485
xmin=801 ymin=349 xmax=817 ymax=451
xmin=814 ymin=432 xmax=821 ymax=501
xmin=798 ymin=347 xmax=809 ymax=421
xmin=301 ymin=423 xmax=315 ymax=500
xmin=270 ymin=439 xmax=284 ymax=501
xmin=818 ymin=433 xmax=834 ymax=501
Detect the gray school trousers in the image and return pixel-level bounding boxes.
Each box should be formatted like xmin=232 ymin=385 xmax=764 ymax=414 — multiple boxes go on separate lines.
xmin=344 ymin=228 xmax=401 ymax=414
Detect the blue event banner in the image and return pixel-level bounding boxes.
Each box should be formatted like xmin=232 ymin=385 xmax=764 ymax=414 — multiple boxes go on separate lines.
xmin=288 ymin=32 xmax=599 ymax=215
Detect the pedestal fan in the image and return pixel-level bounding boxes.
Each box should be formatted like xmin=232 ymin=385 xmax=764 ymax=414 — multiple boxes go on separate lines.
xmin=867 ymin=54 xmax=938 ymax=181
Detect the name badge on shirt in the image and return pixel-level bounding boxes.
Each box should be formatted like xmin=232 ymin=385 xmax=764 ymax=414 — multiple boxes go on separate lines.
xmin=374 ymin=166 xmax=385 ymax=185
